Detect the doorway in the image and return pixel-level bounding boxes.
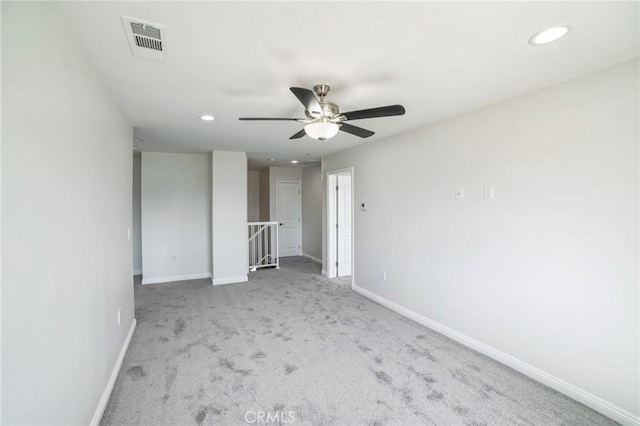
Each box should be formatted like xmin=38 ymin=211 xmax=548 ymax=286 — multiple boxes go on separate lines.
xmin=276 ymin=181 xmax=302 ymax=257
xmin=327 ymin=168 xmax=354 ymax=286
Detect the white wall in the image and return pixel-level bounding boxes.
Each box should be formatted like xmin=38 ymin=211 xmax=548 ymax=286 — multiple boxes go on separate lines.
xmin=212 ymin=151 xmax=248 ymax=285
xmin=248 ymin=170 xmax=260 ymax=222
xmin=323 ymin=60 xmax=639 ymax=420
xmin=141 ymin=152 xmax=211 ymax=284
xmin=132 ymin=153 xmax=142 ymax=274
xmin=259 ymin=168 xmax=270 ymax=221
xmin=269 ymin=167 xmax=302 ymax=220
xmin=2 ymin=3 xmax=134 ymax=424
xmin=302 ymin=166 xmax=323 ymax=260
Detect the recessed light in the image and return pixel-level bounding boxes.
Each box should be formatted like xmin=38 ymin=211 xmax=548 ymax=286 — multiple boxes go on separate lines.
xmin=200 ymin=115 xmax=215 ymax=121
xmin=529 ymin=26 xmax=570 ymax=46
xmin=268 ymin=158 xmax=276 ymax=162
xmin=291 ymin=160 xmax=298 ymax=164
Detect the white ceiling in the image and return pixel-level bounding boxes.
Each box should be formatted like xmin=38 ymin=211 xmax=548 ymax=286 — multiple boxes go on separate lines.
xmin=59 ymin=1 xmax=638 ymax=169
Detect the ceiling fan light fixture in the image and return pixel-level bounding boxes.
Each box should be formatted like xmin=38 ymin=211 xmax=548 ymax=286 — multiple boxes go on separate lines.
xmin=239 ymin=85 xmax=403 ymax=140
xmin=304 ymin=122 xmax=339 ymax=141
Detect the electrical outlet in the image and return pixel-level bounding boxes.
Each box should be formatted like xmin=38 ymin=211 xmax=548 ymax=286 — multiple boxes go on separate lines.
xmin=483 ymin=185 xmax=494 ymax=199
xmin=380 ymin=269 xmax=386 ymax=281
xmin=455 ymin=187 xmax=464 ymax=201
xmin=117 ymin=309 xmax=121 ymax=326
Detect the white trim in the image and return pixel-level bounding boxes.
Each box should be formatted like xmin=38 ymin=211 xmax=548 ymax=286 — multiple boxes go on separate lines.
xmin=90 ymin=318 xmax=137 ymax=426
xmin=326 ymin=173 xmax=337 ymax=278
xmin=352 ymin=285 xmax=639 ymax=426
xmin=302 ymin=253 xmax=322 ymax=264
xmin=212 ymin=275 xmax=248 ymax=286
xmin=321 ymin=269 xmax=327 ymax=276
xmin=133 ymin=269 xmax=142 ymax=275
xmin=325 ymin=167 xmax=355 ymax=290
xmin=141 ymin=272 xmax=211 ymax=285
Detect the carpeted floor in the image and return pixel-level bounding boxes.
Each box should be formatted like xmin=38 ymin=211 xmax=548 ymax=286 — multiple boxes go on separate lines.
xmin=102 ymin=257 xmax=615 ymax=426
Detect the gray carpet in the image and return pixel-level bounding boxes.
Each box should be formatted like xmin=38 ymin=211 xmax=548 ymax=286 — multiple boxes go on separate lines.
xmin=102 ymin=257 xmax=615 ymax=426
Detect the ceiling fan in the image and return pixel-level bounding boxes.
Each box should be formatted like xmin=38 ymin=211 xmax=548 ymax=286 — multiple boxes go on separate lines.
xmin=238 ymin=84 xmax=406 ymax=141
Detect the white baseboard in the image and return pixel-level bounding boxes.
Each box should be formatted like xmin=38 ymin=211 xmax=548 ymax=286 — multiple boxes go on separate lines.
xmin=302 ymin=253 xmax=322 ymax=264
xmin=133 ymin=269 xmax=142 ymax=275
xmin=90 ymin=318 xmax=136 ymax=426
xmin=141 ymin=272 xmax=211 ymax=285
xmin=352 ymin=285 xmax=639 ymax=426
xmin=212 ymin=275 xmax=248 ymax=286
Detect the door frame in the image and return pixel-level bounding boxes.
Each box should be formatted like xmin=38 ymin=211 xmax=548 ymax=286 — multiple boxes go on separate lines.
xmin=275 ymin=180 xmax=302 ymax=257
xmin=325 ymin=167 xmax=355 ymax=289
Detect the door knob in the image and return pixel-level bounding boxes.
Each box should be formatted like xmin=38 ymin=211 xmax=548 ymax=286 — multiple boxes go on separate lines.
xmin=279 ymin=223 xmax=284 ymax=226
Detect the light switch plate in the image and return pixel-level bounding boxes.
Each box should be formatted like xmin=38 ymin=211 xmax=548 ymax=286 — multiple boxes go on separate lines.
xmin=483 ymin=185 xmax=494 ymax=199
xmin=455 ymin=187 xmax=464 ymax=201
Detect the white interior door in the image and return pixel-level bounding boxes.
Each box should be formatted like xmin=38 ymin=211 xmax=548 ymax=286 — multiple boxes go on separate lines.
xmin=337 ymin=174 xmax=352 ymax=276
xmin=277 ymin=181 xmax=301 ymax=257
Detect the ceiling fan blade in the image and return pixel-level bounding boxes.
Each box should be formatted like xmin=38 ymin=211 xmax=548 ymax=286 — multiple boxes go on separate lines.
xmin=238 ymin=117 xmax=301 ymax=121
xmin=340 ymin=105 xmax=406 ymax=121
xmin=339 ymin=123 xmax=375 ymax=138
xmin=289 ymin=129 xmax=307 ymax=139
xmin=290 ymin=87 xmax=323 ymax=116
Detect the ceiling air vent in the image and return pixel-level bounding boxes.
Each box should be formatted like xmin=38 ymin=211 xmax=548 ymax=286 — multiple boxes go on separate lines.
xmin=122 ymin=16 xmax=166 ymax=60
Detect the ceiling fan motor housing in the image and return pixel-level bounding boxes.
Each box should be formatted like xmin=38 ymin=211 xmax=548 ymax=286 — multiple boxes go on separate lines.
xmin=306 ymin=101 xmax=340 ymax=119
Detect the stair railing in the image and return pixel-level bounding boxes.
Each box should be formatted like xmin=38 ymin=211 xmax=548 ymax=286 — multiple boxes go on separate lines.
xmin=247 ymin=222 xmax=279 ymax=271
